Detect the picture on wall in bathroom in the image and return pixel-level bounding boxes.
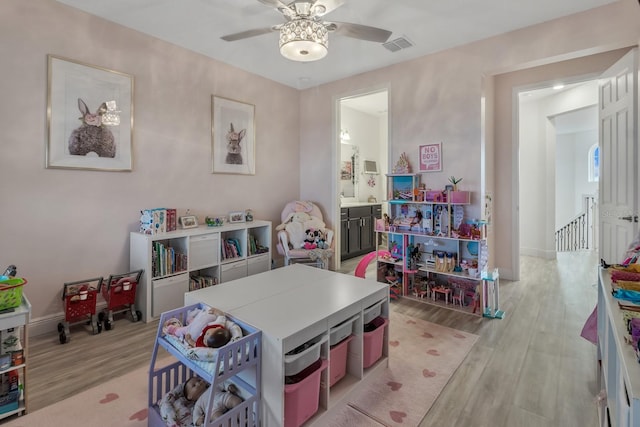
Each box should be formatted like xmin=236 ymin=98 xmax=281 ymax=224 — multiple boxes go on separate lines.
xmin=341 ymin=160 xmax=352 ymax=180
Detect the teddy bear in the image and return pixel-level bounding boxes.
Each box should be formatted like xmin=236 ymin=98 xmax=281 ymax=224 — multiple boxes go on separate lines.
xmin=192 ymin=380 xmax=244 ymax=426
xmin=303 ymin=228 xmax=319 ymax=250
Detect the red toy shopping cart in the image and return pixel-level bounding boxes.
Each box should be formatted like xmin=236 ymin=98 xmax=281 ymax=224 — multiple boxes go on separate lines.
xmin=58 ymin=277 xmax=103 ymax=344
xmin=99 ymin=269 xmax=143 ymax=330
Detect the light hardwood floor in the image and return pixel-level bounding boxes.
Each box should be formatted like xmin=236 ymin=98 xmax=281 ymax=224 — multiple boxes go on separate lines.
xmin=17 ymin=252 xmax=599 ymax=427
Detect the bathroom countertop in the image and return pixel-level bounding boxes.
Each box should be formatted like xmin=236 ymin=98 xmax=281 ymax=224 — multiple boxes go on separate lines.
xmin=340 ymin=201 xmax=382 ymax=208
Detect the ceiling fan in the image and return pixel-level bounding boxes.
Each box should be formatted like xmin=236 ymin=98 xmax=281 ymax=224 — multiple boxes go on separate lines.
xmin=220 ymin=0 xmax=392 ymax=62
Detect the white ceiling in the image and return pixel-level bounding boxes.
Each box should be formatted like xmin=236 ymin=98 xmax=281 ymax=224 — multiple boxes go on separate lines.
xmin=54 ymin=0 xmax=618 ymax=90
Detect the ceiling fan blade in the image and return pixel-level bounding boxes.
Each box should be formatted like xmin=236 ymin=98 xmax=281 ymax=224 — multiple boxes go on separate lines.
xmin=221 ymin=27 xmax=277 ymax=42
xmin=256 ymin=0 xmax=289 ymax=9
xmin=311 ymin=0 xmax=345 ymax=16
xmin=327 ymin=22 xmax=392 ymax=43
xmin=256 ymin=0 xmax=295 ymax=17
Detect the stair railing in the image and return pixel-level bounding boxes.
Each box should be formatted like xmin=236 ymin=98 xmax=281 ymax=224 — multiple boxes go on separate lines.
xmin=555 ymin=195 xmax=597 ymax=252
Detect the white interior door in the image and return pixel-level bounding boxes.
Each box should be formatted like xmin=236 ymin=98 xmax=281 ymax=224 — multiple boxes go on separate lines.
xmin=599 ymin=48 xmax=638 ymax=264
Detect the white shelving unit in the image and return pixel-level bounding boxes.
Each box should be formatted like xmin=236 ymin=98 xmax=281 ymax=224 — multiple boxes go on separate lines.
xmin=184 ymin=264 xmax=390 ymax=427
xmin=597 ymin=268 xmax=640 ymax=426
xmin=377 ymin=173 xmax=490 ymax=316
xmin=0 ymin=295 xmax=30 ymax=419
xmin=130 ymin=220 xmax=271 ymax=323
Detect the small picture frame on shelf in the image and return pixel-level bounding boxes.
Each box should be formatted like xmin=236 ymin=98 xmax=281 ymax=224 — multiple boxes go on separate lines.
xmin=444 ymin=184 xmax=454 ymax=192
xmin=179 ymin=215 xmax=198 ymax=229
xmin=228 ymin=211 xmax=245 ymax=223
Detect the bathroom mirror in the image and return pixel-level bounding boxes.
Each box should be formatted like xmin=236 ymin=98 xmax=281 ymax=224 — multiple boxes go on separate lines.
xmin=340 ymin=143 xmax=359 ymax=199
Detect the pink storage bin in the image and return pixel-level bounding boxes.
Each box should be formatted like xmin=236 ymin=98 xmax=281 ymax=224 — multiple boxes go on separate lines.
xmin=329 ymin=335 xmax=354 ymax=387
xmin=363 ymin=316 xmax=389 ymax=368
xmin=450 ymin=191 xmax=470 ymax=204
xmin=284 ymin=359 xmax=328 ymax=427
xmin=425 ymin=190 xmax=444 ymax=202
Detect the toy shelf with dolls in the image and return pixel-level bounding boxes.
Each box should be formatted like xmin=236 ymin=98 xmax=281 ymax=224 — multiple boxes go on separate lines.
xmin=376 ymin=173 xmax=496 ymax=317
xmin=148 ymin=303 xmax=262 ymax=427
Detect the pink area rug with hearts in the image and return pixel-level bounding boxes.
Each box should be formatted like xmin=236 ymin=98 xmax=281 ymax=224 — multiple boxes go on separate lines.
xmin=4 ymin=311 xmax=476 ymax=427
xmin=3 ymin=360 xmax=152 ymax=427
xmin=325 ymin=310 xmax=479 ymax=426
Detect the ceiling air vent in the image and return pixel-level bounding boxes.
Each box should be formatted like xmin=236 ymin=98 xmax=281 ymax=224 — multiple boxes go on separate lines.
xmin=383 ymin=36 xmax=414 ymax=52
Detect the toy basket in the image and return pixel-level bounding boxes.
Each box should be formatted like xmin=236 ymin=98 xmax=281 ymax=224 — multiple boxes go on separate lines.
xmin=0 ymin=278 xmax=27 ymax=311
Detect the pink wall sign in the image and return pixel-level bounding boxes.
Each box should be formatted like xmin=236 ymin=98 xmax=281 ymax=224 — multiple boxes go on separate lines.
xmin=419 ymin=143 xmax=442 ymax=172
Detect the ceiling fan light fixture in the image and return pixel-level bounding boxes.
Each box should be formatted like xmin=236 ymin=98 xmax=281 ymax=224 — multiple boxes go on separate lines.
xmin=279 ymin=19 xmax=328 ymax=62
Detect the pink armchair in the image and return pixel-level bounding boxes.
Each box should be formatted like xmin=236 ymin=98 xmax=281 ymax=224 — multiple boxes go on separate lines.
xmin=276 ymin=201 xmax=334 ymax=269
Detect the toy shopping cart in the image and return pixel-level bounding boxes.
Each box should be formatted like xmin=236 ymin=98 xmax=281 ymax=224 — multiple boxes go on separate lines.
xmin=58 ymin=277 xmax=103 ymax=344
xmin=99 ymin=269 xmax=143 ymax=330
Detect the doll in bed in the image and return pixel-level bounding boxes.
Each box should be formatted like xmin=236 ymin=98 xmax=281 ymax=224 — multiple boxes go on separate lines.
xmin=164 ymin=306 xmax=243 ymax=349
xmin=159 ymin=376 xmax=243 ymax=427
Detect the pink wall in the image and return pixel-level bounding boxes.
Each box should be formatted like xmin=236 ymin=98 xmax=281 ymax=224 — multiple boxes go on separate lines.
xmin=2 ymin=0 xmax=640 ymax=324
xmin=300 ymin=0 xmax=640 ymax=277
xmin=0 ymin=0 xmax=301 ymax=322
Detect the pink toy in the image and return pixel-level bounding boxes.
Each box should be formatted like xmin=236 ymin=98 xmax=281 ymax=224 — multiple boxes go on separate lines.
xmin=354 ymin=250 xmax=391 ymax=278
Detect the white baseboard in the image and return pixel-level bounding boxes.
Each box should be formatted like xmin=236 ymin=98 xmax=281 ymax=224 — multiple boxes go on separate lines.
xmin=520 ymin=247 xmax=556 ymax=260
xmin=29 ymin=301 xmax=110 ymax=337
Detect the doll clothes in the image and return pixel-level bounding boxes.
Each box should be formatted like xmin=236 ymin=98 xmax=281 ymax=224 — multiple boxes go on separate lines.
xmin=158 ymin=382 xmax=195 ymax=427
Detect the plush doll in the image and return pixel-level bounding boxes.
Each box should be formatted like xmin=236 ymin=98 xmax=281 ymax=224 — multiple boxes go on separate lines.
xmin=276 ymin=210 xmax=327 ymax=249
xmin=159 ymin=377 xmax=205 ymax=427
xmin=316 ymin=229 xmax=328 ymax=249
xmin=303 ymin=228 xmax=318 ymax=250
xmin=193 ymin=380 xmax=244 ymax=426
xmin=164 ymin=307 xmax=242 ymax=348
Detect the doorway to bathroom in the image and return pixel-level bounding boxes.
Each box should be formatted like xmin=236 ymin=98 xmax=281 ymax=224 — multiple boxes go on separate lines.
xmin=337 ymin=88 xmax=389 ymax=265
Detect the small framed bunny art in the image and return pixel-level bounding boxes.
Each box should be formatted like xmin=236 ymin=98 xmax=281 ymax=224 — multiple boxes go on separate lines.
xmin=46 ymin=55 xmax=133 ymax=171
xmin=211 ymin=95 xmax=256 ymax=175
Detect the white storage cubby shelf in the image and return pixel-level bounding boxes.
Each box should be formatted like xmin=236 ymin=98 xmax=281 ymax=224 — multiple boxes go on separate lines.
xmin=597 ymin=268 xmax=640 ymax=427
xmin=377 ymin=173 xmax=490 ymax=316
xmin=0 ymin=295 xmax=30 ymax=420
xmin=148 ymin=303 xmax=262 ymax=427
xmin=130 ymin=220 xmax=271 ymax=323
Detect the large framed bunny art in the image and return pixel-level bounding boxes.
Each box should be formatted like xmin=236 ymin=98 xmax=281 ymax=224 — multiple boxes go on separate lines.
xmin=211 ymin=95 xmax=255 ymax=175
xmin=46 ymin=55 xmax=133 ymax=171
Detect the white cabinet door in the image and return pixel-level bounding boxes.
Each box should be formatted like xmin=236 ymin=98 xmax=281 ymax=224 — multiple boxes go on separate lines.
xmin=152 ymin=274 xmax=189 ymax=317
xmin=220 ymin=260 xmax=248 ymax=283
xmin=247 ymin=254 xmax=270 ymax=275
xmin=189 ymin=233 xmax=220 ymax=270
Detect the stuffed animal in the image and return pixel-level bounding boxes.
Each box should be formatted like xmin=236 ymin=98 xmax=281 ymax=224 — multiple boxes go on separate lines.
xmin=193 ymin=381 xmax=244 ymax=426
xmin=316 ymin=229 xmax=329 ymax=249
xmin=303 ymin=228 xmax=318 ymax=250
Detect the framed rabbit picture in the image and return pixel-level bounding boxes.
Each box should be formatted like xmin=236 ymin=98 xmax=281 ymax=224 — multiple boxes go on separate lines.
xmin=211 ymin=95 xmax=256 ymax=175
xmin=46 ymin=55 xmax=133 ymax=171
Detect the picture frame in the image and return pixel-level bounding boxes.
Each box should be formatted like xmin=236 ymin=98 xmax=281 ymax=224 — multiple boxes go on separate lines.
xmin=228 ymin=211 xmax=246 ymax=223
xmin=419 ymin=142 xmax=442 ymax=172
xmin=340 ymin=161 xmax=352 ymax=180
xmin=212 ymin=95 xmax=255 ymax=175
xmin=179 ymin=216 xmax=199 ymax=229
xmin=46 ymin=55 xmax=134 ymax=171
